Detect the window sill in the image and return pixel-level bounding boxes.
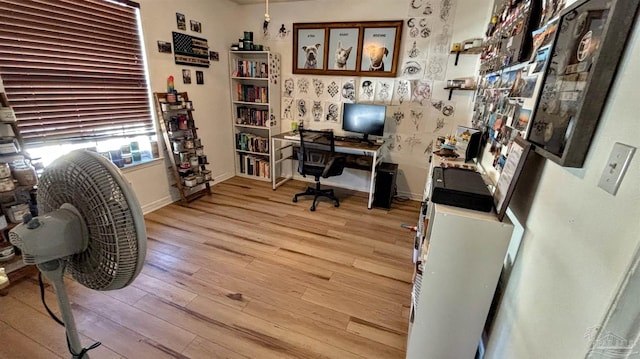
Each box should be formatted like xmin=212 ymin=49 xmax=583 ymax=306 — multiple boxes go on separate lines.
xmin=119 ymin=157 xmax=165 ymax=173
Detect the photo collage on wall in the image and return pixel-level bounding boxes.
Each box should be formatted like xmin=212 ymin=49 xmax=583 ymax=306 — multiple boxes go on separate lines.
xmin=282 ymin=0 xmax=460 ymax=159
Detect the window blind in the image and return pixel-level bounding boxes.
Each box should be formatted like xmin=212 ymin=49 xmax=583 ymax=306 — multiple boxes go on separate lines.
xmin=0 ymin=0 xmax=154 ymax=146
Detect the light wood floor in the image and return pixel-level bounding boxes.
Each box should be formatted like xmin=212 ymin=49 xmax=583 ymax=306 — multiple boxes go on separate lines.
xmin=0 ymin=177 xmax=419 ymax=359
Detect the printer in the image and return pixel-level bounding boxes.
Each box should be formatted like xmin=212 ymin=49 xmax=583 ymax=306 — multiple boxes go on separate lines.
xmin=430 ymin=167 xmax=494 ymax=212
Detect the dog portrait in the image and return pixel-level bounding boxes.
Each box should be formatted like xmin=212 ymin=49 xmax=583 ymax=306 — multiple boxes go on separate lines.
xmin=360 ymin=25 xmax=399 ymax=74
xmin=295 ymin=28 xmax=325 ymax=71
xmin=302 ymin=44 xmax=322 ymax=69
xmin=327 ymin=27 xmax=359 ymax=71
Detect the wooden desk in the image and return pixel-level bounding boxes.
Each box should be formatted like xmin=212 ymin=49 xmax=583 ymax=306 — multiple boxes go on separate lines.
xmin=271 ymin=131 xmax=384 ymax=209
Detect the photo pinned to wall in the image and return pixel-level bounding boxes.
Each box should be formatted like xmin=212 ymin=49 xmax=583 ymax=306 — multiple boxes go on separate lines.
xmin=407 ymin=0 xmax=436 ymax=17
xmin=326 ymin=79 xmax=341 ymax=101
xmin=401 ymin=60 xmax=425 ymax=78
xmin=283 ymin=78 xmax=295 ymax=98
xmin=374 ymin=79 xmax=394 ymax=104
xmin=311 ymin=78 xmax=326 ymax=99
xmin=532 ymin=46 xmax=551 ymax=73
xmin=209 ymin=51 xmax=219 ymax=61
xmin=404 ymin=39 xmax=429 ymax=60
xmin=176 ymin=13 xmax=186 ymax=30
xmin=190 ymin=20 xmax=201 ymax=33
xmin=157 ymin=41 xmax=172 ymax=53
xmin=360 ymin=25 xmax=401 ymax=75
xmin=196 ymin=71 xmax=204 ymax=85
xmin=295 ymin=77 xmax=310 ymax=97
xmin=392 ymin=79 xmax=411 ymax=105
xmin=327 ymin=27 xmax=359 ymax=71
xmin=182 ymin=69 xmax=192 ymax=84
xmin=294 ymin=27 xmax=326 ymax=72
xmin=325 ymin=102 xmax=341 ymax=123
xmin=311 ymin=100 xmax=324 ymax=122
xmin=411 ymin=80 xmax=432 ymax=105
xmin=519 ymin=75 xmax=538 ymax=98
xmin=425 ymin=54 xmax=447 ymax=80
xmin=282 ymin=98 xmax=294 ymax=121
xmin=340 ymin=78 xmax=356 ymax=103
xmin=296 ymin=98 xmax=309 ymax=123
xmin=514 ymin=108 xmax=531 ymax=132
xmin=359 ymin=79 xmax=376 ymax=102
xmin=409 ymin=107 xmax=425 ymax=132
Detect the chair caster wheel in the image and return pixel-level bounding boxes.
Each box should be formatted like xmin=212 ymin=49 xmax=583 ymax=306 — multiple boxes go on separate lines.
xmin=310 ymin=206 xmax=316 ymax=211
xmin=292 ymin=197 xmax=298 ymax=203
xmin=334 ymin=202 xmax=340 ymax=207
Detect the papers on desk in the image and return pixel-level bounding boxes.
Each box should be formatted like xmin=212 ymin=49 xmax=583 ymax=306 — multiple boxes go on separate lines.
xmin=283 ymin=134 xmax=300 ymax=140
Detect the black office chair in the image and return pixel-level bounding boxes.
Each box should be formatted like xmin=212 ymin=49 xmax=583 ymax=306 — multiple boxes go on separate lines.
xmin=292 ymin=129 xmax=346 ymax=211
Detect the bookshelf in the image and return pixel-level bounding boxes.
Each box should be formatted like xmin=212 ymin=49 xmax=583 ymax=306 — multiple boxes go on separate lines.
xmin=153 ymin=92 xmax=212 ymax=203
xmin=229 ymin=51 xmax=281 ymax=181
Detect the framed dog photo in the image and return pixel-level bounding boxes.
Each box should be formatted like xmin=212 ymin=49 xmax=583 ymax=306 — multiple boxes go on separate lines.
xmin=293 ymin=24 xmax=327 ymax=74
xmin=359 ymin=22 xmax=402 ymax=77
xmin=326 ymin=27 xmax=360 ymax=73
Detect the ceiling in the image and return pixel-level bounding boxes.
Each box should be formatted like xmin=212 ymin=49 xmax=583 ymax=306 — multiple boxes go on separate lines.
xmin=228 ymin=0 xmax=314 ymax=4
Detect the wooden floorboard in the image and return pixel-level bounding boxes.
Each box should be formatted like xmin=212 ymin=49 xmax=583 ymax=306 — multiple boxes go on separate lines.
xmin=0 ymin=177 xmax=418 ymax=358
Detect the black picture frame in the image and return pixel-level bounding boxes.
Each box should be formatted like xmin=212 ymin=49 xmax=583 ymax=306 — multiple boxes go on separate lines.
xmin=293 ymin=21 xmax=403 ymax=77
xmin=493 ymin=136 xmax=532 ymax=221
xmin=526 ymin=0 xmax=640 ymax=167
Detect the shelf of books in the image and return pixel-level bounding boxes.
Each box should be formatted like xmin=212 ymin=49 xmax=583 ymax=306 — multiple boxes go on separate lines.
xmin=229 ymin=51 xmax=281 ymax=182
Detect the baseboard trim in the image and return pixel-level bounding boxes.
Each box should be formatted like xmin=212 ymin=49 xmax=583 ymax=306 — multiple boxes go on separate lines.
xmin=141 ymin=196 xmax=174 ymax=214
xmin=397 ymin=190 xmax=422 ymax=201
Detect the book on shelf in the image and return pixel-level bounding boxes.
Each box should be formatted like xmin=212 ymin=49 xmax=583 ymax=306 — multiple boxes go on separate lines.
xmin=235 ymin=106 xmax=269 ymax=126
xmin=239 ymin=153 xmax=270 ymax=179
xmin=235 ymin=60 xmax=268 ymax=78
xmin=235 ymin=132 xmax=269 ymax=153
xmin=236 ymin=84 xmax=268 ymax=103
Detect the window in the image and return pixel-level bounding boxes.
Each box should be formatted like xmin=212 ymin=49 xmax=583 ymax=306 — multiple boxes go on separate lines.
xmin=0 ymin=0 xmax=156 ymax=166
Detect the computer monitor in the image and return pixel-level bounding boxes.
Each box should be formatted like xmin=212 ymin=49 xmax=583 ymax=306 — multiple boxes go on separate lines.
xmin=342 ymin=103 xmax=386 ymax=142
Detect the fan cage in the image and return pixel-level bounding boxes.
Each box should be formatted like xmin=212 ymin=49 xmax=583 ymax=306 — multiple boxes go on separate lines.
xmin=37 ymin=150 xmax=145 ymax=291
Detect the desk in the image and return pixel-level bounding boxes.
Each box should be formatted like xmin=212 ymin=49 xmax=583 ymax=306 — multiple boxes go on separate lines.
xmin=271 ymin=131 xmax=384 ymax=209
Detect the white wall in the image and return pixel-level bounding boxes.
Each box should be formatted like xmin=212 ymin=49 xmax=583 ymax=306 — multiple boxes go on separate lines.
xmin=486 ymin=15 xmax=640 ymax=359
xmin=126 ymin=0 xmax=241 ymax=211
xmin=234 ymin=0 xmax=493 ymax=198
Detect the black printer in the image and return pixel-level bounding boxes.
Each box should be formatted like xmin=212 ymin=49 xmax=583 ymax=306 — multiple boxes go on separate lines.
xmin=430 ymin=167 xmax=494 ymax=212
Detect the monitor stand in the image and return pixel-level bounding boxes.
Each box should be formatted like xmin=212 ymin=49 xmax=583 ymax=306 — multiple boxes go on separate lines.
xmin=362 ymin=134 xmax=376 ymax=146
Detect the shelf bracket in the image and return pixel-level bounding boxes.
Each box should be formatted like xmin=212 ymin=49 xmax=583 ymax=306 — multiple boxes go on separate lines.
xmin=454 ymin=51 xmax=461 ymax=66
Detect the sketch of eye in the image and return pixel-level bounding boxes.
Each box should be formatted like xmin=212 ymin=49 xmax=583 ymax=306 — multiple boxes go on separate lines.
xmin=403 ymin=61 xmax=422 ymax=76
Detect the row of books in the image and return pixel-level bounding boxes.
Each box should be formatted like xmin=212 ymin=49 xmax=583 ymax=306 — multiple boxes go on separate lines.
xmin=236 ymin=106 xmax=269 ymax=127
xmin=233 ymin=60 xmax=268 ymax=78
xmin=236 ymin=132 xmax=269 ymax=153
xmin=238 ymin=153 xmax=270 ymax=179
xmin=236 ymin=84 xmax=268 ymax=103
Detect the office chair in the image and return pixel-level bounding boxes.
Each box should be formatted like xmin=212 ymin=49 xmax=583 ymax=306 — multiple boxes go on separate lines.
xmin=292 ymin=129 xmax=346 ymax=211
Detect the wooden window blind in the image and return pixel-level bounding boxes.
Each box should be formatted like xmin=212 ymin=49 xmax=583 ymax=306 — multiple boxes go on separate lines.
xmin=0 ymin=0 xmax=154 ymax=146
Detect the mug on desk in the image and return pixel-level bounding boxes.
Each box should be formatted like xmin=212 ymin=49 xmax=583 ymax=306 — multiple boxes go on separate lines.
xmin=290 ymin=121 xmax=298 ymax=132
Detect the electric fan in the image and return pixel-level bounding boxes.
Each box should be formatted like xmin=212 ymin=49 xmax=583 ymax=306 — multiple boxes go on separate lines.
xmin=9 ymin=149 xmax=147 ymax=358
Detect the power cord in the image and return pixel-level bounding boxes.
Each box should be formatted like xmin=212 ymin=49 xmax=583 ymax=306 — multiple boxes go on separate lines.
xmin=39 ymin=272 xmax=101 ymax=358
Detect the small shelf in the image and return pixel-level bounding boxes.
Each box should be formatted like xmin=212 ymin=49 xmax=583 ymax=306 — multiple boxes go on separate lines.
xmin=236 ymin=149 xmax=269 ymax=156
xmin=234 ymin=123 xmax=270 ymax=130
xmin=231 ymin=76 xmax=269 ymax=81
xmin=451 ymin=46 xmax=484 ymax=66
xmin=444 ymin=87 xmax=477 ymax=100
xmin=233 ymin=101 xmax=269 ymax=106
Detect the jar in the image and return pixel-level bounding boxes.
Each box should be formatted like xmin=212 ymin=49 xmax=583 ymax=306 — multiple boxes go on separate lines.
xmin=11 ymin=160 xmax=38 ymax=186
xmin=202 ymin=170 xmax=212 ymax=181
xmin=184 ymin=139 xmax=194 ymax=149
xmin=184 ymin=175 xmax=197 ymax=187
xmin=193 ymin=138 xmax=201 ymax=147
xmin=6 ymin=203 xmax=29 ymax=223
xmin=195 ymin=174 xmax=204 ymax=184
xmin=173 ymin=141 xmax=184 ymax=152
xmin=195 ymin=147 xmax=204 ymax=156
xmin=178 ymin=116 xmax=189 ymax=130
xmin=0 ymin=163 xmax=10 ymax=178
xmin=189 ymin=156 xmax=199 ymax=169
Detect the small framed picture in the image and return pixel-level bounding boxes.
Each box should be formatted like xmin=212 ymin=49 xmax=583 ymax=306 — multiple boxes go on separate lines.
xmin=182 ymin=69 xmax=192 ymax=84
xmin=190 ymin=20 xmax=201 ymax=33
xmin=209 ymin=51 xmax=219 ymax=61
xmin=157 ymin=41 xmax=172 ymax=53
xmin=293 ymin=25 xmax=326 ymax=74
xmin=359 ymin=23 xmax=402 ymax=76
xmin=326 ymin=27 xmax=359 ymax=72
xmin=196 ymin=71 xmax=204 ymax=85
xmin=176 ymin=13 xmax=186 ymax=30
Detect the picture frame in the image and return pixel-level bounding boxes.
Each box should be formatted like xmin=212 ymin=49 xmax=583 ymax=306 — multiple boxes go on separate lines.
xmin=293 ymin=21 xmax=403 ymax=77
xmin=527 ymin=0 xmax=640 ymax=167
xmin=493 ymin=136 xmax=532 ymax=221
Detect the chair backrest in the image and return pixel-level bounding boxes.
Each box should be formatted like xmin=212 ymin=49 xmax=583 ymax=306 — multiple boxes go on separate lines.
xmin=298 ymin=129 xmax=337 ymax=177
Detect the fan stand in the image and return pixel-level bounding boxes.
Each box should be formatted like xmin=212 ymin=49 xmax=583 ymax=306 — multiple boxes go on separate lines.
xmin=38 ymin=259 xmax=88 ymax=358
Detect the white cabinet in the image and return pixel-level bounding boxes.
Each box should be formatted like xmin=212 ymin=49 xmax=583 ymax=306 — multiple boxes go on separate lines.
xmin=407 ymin=156 xmax=513 ymax=359
xmin=229 ymin=51 xmax=281 ymax=181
